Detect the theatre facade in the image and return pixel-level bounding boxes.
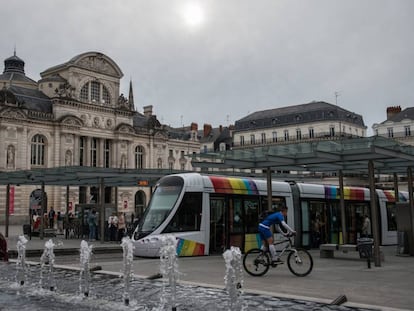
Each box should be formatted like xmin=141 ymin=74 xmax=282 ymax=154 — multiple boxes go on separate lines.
xmin=0 ymin=51 xmax=200 ymax=224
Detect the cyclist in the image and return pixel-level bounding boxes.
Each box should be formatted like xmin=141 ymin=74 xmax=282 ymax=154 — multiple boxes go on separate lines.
xmin=258 ymin=205 xmax=296 ymax=264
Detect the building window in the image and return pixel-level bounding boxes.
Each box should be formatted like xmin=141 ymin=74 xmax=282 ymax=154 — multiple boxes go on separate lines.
xmin=157 ymin=158 xmax=163 ymax=169
xmin=387 ymin=127 xmax=394 ymax=138
xmin=240 ymin=136 xmax=245 ymax=146
xmin=284 ymin=130 xmax=289 ymax=141
xmin=91 ymin=81 xmax=100 ymax=102
xmin=272 ymin=131 xmax=277 ymax=142
xmin=296 ymin=129 xmax=302 ymax=140
xmin=79 ymin=136 xmax=85 ymax=166
xmin=261 ymin=133 xmax=266 ymax=144
xmin=169 ymin=160 xmax=174 ymax=170
xmin=104 ymin=139 xmax=111 ymax=168
xmin=135 ymin=145 xmax=144 ymax=169
xmin=405 ymin=126 xmax=411 ymax=137
xmin=31 ymin=134 xmax=46 ymax=166
xmin=80 ymin=81 xmax=111 ymax=105
xmin=91 ymin=138 xmax=97 ymax=167
xmin=330 ymin=126 xmax=335 ymax=137
xmin=309 ymin=128 xmax=314 ymax=139
xmin=203 ymin=145 xmax=208 ymax=153
xmin=250 ymin=134 xmax=255 ymax=145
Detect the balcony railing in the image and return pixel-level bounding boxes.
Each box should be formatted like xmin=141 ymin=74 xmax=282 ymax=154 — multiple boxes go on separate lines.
xmin=233 ymin=132 xmax=361 ymax=148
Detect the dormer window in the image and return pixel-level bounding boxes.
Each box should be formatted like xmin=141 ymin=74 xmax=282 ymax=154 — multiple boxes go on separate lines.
xmin=80 ymin=81 xmax=111 ymax=105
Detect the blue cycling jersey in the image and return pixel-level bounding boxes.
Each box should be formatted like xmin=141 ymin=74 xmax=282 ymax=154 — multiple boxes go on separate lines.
xmin=260 ymin=212 xmax=285 ymax=227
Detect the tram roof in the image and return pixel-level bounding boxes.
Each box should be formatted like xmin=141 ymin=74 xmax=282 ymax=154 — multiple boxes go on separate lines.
xmin=191 ymin=136 xmax=414 ymax=175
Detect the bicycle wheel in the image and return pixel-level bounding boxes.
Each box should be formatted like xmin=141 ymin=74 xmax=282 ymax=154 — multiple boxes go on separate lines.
xmin=243 ymin=248 xmax=270 ymax=277
xmin=287 ymin=248 xmax=313 ymax=277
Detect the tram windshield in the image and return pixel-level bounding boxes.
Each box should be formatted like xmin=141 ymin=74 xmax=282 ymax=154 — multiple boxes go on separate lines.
xmin=138 ymin=176 xmax=184 ymax=233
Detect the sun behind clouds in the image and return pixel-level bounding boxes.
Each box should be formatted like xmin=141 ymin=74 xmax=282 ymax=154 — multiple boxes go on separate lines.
xmin=180 ymin=2 xmax=205 ymax=28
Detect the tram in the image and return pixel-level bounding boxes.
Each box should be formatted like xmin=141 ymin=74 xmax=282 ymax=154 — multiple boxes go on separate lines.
xmin=132 ymin=172 xmax=406 ymax=257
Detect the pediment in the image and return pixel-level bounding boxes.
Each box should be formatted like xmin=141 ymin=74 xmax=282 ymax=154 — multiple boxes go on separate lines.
xmin=115 ymin=123 xmax=135 ymax=134
xmin=73 ymin=52 xmax=123 ymax=78
xmin=0 ymin=108 xmax=27 ymax=120
xmin=59 ymin=115 xmax=83 ymax=127
xmin=154 ymin=131 xmax=167 ymax=140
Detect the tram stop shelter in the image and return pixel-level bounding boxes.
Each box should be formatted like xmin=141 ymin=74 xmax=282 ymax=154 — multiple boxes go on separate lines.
xmin=0 ymin=167 xmax=179 ymax=244
xmin=190 ymin=136 xmax=414 ymax=266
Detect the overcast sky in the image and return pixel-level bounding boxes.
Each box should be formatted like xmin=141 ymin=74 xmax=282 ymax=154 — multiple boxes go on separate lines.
xmin=2 ymin=0 xmax=414 ymax=134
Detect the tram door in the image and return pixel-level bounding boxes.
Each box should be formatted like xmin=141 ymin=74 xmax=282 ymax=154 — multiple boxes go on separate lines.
xmin=210 ymin=197 xmax=227 ymax=254
xmin=308 ymin=201 xmax=328 ymax=248
xmin=346 ymin=202 xmax=369 ymax=243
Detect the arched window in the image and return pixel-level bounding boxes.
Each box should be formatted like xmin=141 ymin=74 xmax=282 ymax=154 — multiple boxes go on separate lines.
xmin=31 ymin=134 xmax=46 ymax=166
xmin=134 ymin=190 xmax=146 ymax=219
xmin=135 ymin=145 xmax=144 ymax=169
xmin=80 ymin=81 xmax=111 ymax=105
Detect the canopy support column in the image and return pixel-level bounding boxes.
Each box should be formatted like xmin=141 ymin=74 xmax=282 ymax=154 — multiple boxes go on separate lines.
xmin=368 ymin=160 xmax=381 ymax=266
xmin=339 ymin=170 xmax=347 ymax=244
xmin=40 ymin=181 xmax=45 ymax=240
xmin=266 ymin=167 xmax=272 ymax=211
xmin=5 ymin=184 xmax=10 ymax=237
xmin=408 ymin=167 xmax=414 ymax=256
xmin=99 ymin=177 xmax=105 ymax=243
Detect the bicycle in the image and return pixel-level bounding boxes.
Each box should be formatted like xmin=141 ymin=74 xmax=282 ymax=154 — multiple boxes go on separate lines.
xmin=243 ymin=233 xmax=313 ymax=277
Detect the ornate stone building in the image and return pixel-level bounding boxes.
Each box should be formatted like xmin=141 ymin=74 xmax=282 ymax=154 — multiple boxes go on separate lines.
xmin=0 ymin=51 xmax=200 ymax=224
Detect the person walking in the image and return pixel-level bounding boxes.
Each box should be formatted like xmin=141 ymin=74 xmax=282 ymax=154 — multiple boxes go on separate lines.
xmin=88 ymin=209 xmax=98 ymax=241
xmin=361 ymin=214 xmax=371 ymax=238
xmin=48 ymin=206 xmax=56 ymax=229
xmin=108 ymin=212 xmax=118 ymax=241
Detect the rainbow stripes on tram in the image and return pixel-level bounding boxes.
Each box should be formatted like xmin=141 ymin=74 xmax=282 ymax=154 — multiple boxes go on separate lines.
xmin=176 ymin=238 xmax=205 ymax=256
xmin=383 ymin=190 xmax=408 ymax=202
xmin=208 ymin=176 xmax=259 ymax=195
xmin=324 ymin=185 xmax=366 ymax=200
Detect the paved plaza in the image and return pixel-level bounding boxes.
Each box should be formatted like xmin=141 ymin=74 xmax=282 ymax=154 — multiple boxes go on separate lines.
xmin=2 ymin=225 xmax=414 ymax=311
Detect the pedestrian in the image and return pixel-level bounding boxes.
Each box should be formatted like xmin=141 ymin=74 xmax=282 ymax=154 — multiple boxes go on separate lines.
xmin=311 ymin=216 xmax=322 ymax=248
xmin=361 ymin=214 xmax=371 ymax=238
xmin=88 ymin=209 xmax=98 ymax=241
xmin=48 ymin=206 xmax=56 ymax=229
xmin=108 ymin=212 xmax=118 ymax=241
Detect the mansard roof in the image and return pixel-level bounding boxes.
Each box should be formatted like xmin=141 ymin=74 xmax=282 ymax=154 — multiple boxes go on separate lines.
xmin=0 ymin=85 xmax=52 ymax=113
xmin=235 ymin=101 xmax=366 ymax=130
xmin=40 ymin=51 xmax=123 ymax=79
xmin=384 ymin=107 xmax=414 ymax=123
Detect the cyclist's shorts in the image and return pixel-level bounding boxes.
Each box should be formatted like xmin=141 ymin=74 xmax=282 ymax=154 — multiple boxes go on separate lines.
xmin=258 ymin=224 xmax=272 ymax=240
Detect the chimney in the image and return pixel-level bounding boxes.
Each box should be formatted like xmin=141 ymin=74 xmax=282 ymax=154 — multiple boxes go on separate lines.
xmin=143 ymin=105 xmax=153 ymax=117
xmin=203 ymin=124 xmax=212 ymax=137
xmin=386 ymin=106 xmax=401 ymax=119
xmin=191 ymin=122 xmax=198 ymax=131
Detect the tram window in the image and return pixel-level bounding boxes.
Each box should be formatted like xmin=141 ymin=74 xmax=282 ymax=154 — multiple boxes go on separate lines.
xmin=261 ymin=197 xmax=286 ymax=212
xmin=163 ymin=192 xmax=202 ymax=233
xmin=231 ymin=199 xmax=243 ymax=233
xmin=244 ymin=199 xmax=259 ymax=233
xmin=386 ymin=203 xmax=397 ymax=231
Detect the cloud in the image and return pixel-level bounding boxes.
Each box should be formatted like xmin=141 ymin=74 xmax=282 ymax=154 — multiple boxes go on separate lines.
xmin=2 ymin=0 xmax=414 ymax=133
